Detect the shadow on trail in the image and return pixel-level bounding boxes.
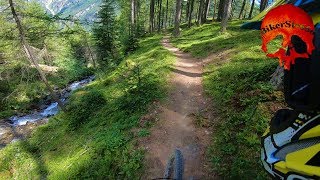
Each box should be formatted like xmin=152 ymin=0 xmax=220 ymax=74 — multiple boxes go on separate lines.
xmin=169 ymin=67 xmax=203 ymax=78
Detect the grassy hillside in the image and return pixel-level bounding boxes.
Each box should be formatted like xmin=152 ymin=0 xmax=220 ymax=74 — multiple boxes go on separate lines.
xmin=0 ymin=35 xmax=174 ymax=179
xmin=171 ymin=21 xmax=284 ymax=179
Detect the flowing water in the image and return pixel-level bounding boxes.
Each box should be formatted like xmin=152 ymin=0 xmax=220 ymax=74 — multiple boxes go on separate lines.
xmin=0 ymin=76 xmax=95 ymax=147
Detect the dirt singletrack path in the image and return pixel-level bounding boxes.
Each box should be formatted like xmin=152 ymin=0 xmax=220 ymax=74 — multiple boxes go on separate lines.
xmin=140 ymin=37 xmax=218 ymax=180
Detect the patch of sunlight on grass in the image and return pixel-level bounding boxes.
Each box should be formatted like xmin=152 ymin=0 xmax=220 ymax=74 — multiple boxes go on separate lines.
xmin=15 ymin=92 xmax=30 ymax=103
xmin=48 ymin=146 xmax=92 ymax=179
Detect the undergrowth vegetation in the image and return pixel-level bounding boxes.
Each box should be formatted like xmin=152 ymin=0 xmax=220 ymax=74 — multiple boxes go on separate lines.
xmin=0 ymin=35 xmax=174 ymax=179
xmin=172 ymin=21 xmax=284 ymax=179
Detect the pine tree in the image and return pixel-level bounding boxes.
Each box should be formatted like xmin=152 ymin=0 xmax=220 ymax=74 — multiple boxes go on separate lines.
xmin=93 ymin=0 xmax=116 ymax=66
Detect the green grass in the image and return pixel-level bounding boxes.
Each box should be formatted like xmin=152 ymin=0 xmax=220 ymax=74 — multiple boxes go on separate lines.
xmin=0 ymin=35 xmax=175 ymax=179
xmin=172 ymin=21 xmax=284 ymax=179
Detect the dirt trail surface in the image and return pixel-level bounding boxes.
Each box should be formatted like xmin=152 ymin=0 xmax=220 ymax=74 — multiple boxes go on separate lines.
xmin=140 ymin=37 xmax=218 ymax=179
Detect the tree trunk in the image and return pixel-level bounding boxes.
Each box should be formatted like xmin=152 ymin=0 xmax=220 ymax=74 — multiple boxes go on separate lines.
xmin=173 ymin=0 xmax=182 ymax=36
xmin=165 ymin=0 xmax=169 ymax=29
xmin=149 ymin=0 xmax=155 ymax=32
xmin=180 ymin=0 xmax=184 ymax=23
xmin=158 ymin=0 xmax=162 ymax=32
xmin=188 ymin=0 xmax=195 ymax=27
xmin=9 ymin=0 xmax=65 ymax=110
xmin=260 ymin=0 xmax=268 ymax=12
xmin=220 ymin=0 xmax=231 ymax=32
xmin=135 ymin=0 xmax=140 ymax=33
xmin=169 ymin=9 xmax=173 ymax=27
xmin=206 ymin=0 xmax=211 ymax=17
xmin=198 ymin=0 xmax=204 ymax=24
xmin=202 ymin=0 xmax=210 ymax=23
xmin=230 ymin=0 xmax=235 ymax=19
xmin=155 ymin=0 xmax=158 ymax=31
xmin=248 ymin=0 xmax=255 ymax=19
xmin=270 ymin=66 xmax=284 ymax=90
xmin=131 ymin=0 xmax=135 ymax=33
xmin=238 ymin=0 xmax=246 ymax=19
xmin=212 ymin=0 xmax=217 ymax=21
xmin=217 ymin=0 xmax=224 ymax=21
xmin=136 ymin=0 xmax=139 ymax=24
xmin=195 ymin=1 xmax=199 ymax=24
xmin=161 ymin=4 xmax=165 ymax=29
xmin=186 ymin=0 xmax=190 ymax=22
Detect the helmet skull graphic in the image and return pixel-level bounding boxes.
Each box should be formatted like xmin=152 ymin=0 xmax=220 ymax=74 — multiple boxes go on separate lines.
xmin=261 ymin=4 xmax=315 ymax=70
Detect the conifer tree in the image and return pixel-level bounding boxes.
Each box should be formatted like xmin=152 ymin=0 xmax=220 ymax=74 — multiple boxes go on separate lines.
xmin=93 ymin=0 xmax=116 ymax=66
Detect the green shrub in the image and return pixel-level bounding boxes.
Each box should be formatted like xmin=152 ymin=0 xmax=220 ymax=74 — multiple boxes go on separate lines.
xmin=66 ymin=90 xmax=106 ymax=130
xmin=118 ymin=73 xmax=163 ymax=113
xmin=124 ymin=34 xmax=139 ymax=54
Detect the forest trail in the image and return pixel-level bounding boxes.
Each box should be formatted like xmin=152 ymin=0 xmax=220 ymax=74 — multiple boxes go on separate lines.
xmin=140 ymin=37 xmax=218 ymax=179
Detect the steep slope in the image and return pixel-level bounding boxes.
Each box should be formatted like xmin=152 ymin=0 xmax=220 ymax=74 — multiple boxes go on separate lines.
xmin=0 ymin=35 xmax=175 ymax=179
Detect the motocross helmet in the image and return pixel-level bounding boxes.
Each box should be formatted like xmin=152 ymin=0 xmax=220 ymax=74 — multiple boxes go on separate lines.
xmin=261 ymin=109 xmax=320 ymax=179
